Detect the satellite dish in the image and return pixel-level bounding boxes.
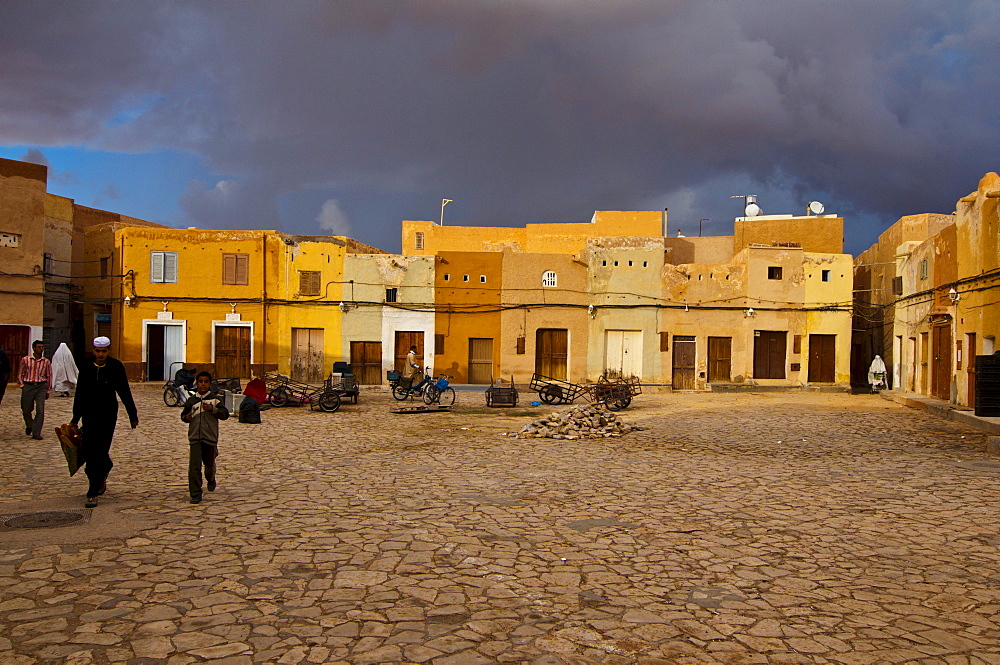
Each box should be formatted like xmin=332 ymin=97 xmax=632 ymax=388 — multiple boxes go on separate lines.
xmin=745 ymin=203 xmax=762 ymax=217
xmin=808 ymin=201 xmax=825 ymax=215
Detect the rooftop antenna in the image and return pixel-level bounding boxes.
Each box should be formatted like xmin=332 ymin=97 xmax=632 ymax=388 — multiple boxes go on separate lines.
xmin=731 ymin=194 xmax=761 ymax=217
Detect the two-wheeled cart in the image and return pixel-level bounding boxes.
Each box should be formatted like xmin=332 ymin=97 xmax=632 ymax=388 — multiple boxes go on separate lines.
xmin=261 ymin=372 xmax=344 ymax=413
xmin=529 ymin=373 xmax=641 ymax=411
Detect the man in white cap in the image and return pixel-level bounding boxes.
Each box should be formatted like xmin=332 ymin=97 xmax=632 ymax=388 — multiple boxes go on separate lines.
xmin=71 ymin=336 xmax=139 ymax=508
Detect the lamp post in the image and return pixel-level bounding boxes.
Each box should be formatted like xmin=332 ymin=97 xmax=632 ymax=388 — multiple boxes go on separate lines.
xmin=699 ymin=219 xmax=710 ymax=237
xmin=440 ymin=198 xmax=452 ymax=226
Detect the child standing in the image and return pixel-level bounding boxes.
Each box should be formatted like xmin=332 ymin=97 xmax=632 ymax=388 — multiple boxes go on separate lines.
xmin=181 ymin=371 xmax=229 ymax=504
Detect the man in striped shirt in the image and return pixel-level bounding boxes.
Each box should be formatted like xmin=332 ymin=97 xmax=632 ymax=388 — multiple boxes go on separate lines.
xmin=19 ymin=340 xmax=52 ymax=440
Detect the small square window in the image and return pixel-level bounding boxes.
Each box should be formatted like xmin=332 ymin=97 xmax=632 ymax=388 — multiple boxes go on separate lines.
xmin=919 ymin=258 xmax=929 ymax=280
xmin=480 ymin=275 xmax=486 ymax=283
xmin=385 ymin=287 xmax=398 ymax=303
xmin=443 ymin=273 xmax=450 ymax=281
xmin=614 ymin=261 xmax=619 ymax=266
xmin=628 ymin=260 xmax=633 ymax=266
xmin=542 ymin=271 xmax=557 ymax=287
xmin=415 ymin=232 xmax=425 ymax=250
xmin=821 ymin=269 xmax=831 ymax=282
xmin=463 ymin=274 xmax=469 ymax=282
xmin=602 ymin=260 xmax=607 ymax=266
xmin=299 ymin=270 xmax=322 ymax=295
xmin=150 ymin=251 xmax=178 ymax=284
xmin=768 ymin=266 xmax=782 ymax=280
xmin=643 ymin=261 xmax=648 ymax=267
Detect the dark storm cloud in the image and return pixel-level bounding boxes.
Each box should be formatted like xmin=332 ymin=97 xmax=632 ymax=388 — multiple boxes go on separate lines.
xmin=1 ymin=0 xmax=997 ymax=251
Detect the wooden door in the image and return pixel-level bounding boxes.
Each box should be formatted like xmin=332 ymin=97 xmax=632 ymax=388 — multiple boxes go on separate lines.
xmin=605 ymin=330 xmax=642 ymax=379
xmin=468 ymin=338 xmax=494 ymax=384
xmin=350 ymin=341 xmax=382 ymax=385
xmin=707 ymin=337 xmax=731 ymax=383
xmin=932 ymin=324 xmax=951 ymax=400
xmin=535 ymin=329 xmax=568 ymax=380
xmin=216 ymin=326 xmax=251 ymax=378
xmin=394 ymin=331 xmax=424 ymax=373
xmin=291 ymin=328 xmax=324 ymax=383
xmin=753 ymin=331 xmax=786 ymax=379
xmin=920 ymin=332 xmax=929 ymax=394
xmin=807 ymin=334 xmax=836 ymax=383
xmin=0 ymin=324 xmax=30 ymax=384
xmin=672 ymin=335 xmax=696 ymax=389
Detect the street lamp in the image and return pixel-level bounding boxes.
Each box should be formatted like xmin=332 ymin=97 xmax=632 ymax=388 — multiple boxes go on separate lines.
xmin=440 ymin=198 xmax=452 ymax=226
xmin=699 ymin=219 xmax=711 ymax=237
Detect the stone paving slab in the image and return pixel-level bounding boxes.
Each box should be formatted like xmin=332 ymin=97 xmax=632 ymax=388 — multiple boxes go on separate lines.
xmin=2 ymin=388 xmax=999 ymax=664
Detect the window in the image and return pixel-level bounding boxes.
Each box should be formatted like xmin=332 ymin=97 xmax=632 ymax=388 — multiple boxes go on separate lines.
xmin=415 ymin=232 xmax=425 ymax=250
xmin=821 ymin=270 xmax=831 ymax=282
xmin=463 ymin=274 xmax=469 ymax=282
xmin=443 ymin=273 xmax=450 ymax=281
xmin=100 ymin=257 xmax=109 ymax=280
xmin=542 ymin=270 xmax=557 ymax=287
xmin=628 ymin=260 xmax=633 ymax=266
xmin=602 ymin=260 xmax=607 ymax=266
xmin=385 ymin=287 xmax=398 ymax=303
xmin=516 ymin=336 xmax=525 ymax=354
xmin=435 ymin=334 xmax=445 ymax=355
xmin=480 ymin=275 xmax=486 ymax=283
xmin=919 ymin=258 xmax=929 ymax=280
xmin=767 ymin=266 xmax=782 ymax=280
xmin=892 ymin=276 xmax=903 ymax=295
xmin=793 ymin=335 xmax=801 ymax=354
xmin=299 ymin=270 xmax=321 ymax=296
xmin=150 ymin=251 xmax=178 ymax=283
xmin=223 ymin=253 xmax=249 ymax=285
xmin=1 ymin=232 xmax=21 ymax=248
xmin=659 ymin=332 xmax=669 ymax=352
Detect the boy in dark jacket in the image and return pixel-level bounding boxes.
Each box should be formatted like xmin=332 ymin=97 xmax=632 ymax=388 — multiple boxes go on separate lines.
xmin=181 ymin=371 xmax=229 ymax=504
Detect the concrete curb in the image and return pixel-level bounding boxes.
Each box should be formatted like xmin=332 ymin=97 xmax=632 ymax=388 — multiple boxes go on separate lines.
xmin=880 ymin=390 xmax=1000 ymax=438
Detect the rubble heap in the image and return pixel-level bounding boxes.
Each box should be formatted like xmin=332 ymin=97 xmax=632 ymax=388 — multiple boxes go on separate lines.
xmin=511 ymin=405 xmax=641 ymax=439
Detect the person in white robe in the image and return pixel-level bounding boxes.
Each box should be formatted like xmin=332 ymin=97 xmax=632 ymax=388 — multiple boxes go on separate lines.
xmin=868 ymin=355 xmax=887 ymax=392
xmin=52 ymin=343 xmax=79 ymax=397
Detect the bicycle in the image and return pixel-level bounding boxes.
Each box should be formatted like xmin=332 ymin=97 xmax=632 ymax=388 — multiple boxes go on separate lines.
xmin=162 ymin=362 xmax=195 ymax=407
xmin=391 ymin=368 xmax=437 ymax=402
xmin=422 ymin=374 xmax=456 ymax=406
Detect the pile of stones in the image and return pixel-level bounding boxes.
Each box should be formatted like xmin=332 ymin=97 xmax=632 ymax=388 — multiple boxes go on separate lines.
xmin=510 ymin=405 xmax=641 ymax=439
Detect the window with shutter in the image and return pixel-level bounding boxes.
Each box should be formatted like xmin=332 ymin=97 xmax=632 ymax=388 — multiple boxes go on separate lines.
xmin=385 ymin=287 xmax=398 ymax=303
xmin=435 ymin=334 xmax=445 ymax=355
xmin=415 ymin=232 xmax=425 ymax=250
xmin=299 ymin=270 xmax=322 ymax=296
xmin=223 ymin=254 xmax=249 ymax=285
xmin=150 ymin=251 xmax=178 ymax=283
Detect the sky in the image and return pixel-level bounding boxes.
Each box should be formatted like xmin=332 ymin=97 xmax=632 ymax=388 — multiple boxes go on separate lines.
xmin=2 ymin=0 xmax=998 ymax=256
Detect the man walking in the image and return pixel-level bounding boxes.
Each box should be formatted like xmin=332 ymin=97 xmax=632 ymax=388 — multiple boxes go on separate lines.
xmin=18 ymin=340 xmax=52 ymax=440
xmin=71 ymin=336 xmax=139 ymax=508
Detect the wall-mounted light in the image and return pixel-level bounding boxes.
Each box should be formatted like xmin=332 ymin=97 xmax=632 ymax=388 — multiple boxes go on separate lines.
xmin=162 ymin=301 xmax=170 ymax=312
xmin=587 ymin=304 xmax=595 ymax=318
xmin=948 ymin=288 xmax=960 ymax=304
xmin=230 ymin=303 xmax=238 ymax=314
xmin=339 ymin=301 xmax=349 ymax=313
xmin=123 ymin=295 xmax=131 ymax=307
xmin=745 ymin=307 xmax=755 ymax=317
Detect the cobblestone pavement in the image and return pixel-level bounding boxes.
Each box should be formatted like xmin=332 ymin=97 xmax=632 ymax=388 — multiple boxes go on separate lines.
xmin=2 ymin=386 xmax=999 ymax=665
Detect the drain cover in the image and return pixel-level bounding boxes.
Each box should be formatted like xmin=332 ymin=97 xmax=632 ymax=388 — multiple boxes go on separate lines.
xmin=1 ymin=511 xmax=86 ymax=530
xmin=955 ymin=460 xmax=1000 ymax=474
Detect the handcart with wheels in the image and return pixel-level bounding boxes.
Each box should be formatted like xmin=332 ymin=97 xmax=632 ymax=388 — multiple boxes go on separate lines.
xmin=586 ymin=374 xmax=642 ymax=411
xmin=485 ymin=375 xmax=519 ymax=407
xmin=529 ymin=373 xmax=589 ymax=405
xmin=261 ymin=372 xmax=344 ymax=413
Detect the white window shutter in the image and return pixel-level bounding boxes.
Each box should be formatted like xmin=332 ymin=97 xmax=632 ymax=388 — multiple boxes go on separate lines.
xmin=164 ymin=252 xmax=178 ymax=283
xmin=150 ymin=252 xmax=164 ymax=283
